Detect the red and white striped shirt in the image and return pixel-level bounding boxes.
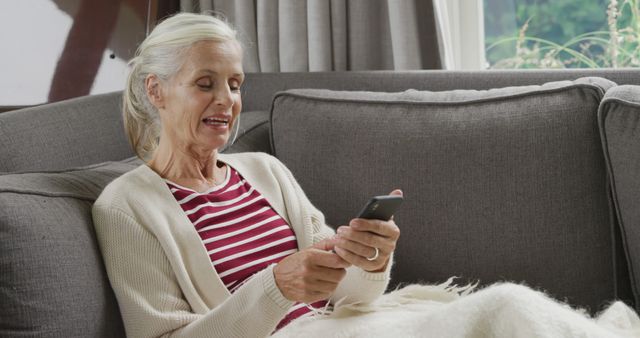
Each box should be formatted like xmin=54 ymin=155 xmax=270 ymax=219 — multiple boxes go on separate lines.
xmin=167 ymin=165 xmax=327 ymax=330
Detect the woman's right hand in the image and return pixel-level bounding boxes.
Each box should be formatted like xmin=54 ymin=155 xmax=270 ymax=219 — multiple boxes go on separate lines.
xmin=273 ymin=240 xmax=350 ymax=303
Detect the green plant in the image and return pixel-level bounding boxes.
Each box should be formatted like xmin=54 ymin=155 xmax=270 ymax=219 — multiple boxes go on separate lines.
xmin=486 ymin=0 xmax=640 ymax=68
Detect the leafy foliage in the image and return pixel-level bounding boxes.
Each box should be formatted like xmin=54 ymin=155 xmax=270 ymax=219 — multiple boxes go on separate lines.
xmin=485 ymin=0 xmax=640 ymax=68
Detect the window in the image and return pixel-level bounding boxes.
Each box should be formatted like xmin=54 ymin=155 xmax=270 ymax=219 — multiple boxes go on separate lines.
xmin=484 ymin=0 xmax=640 ymax=69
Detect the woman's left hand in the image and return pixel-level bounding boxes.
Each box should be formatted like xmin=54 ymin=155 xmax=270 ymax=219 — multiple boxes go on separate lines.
xmin=333 ymin=189 xmax=402 ymax=272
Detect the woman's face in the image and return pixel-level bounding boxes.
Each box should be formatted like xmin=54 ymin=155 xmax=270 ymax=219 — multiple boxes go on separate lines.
xmin=155 ymin=39 xmax=244 ymax=154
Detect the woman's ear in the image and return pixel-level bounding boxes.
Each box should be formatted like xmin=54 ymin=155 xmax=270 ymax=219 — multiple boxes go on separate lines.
xmin=145 ymin=74 xmax=164 ymax=109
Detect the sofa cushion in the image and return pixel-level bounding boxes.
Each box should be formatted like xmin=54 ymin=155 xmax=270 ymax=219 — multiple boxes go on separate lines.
xmin=270 ymin=77 xmax=617 ymax=312
xmin=0 ymin=91 xmax=134 ymax=172
xmin=0 ymin=158 xmax=140 ymax=337
xmin=599 ymin=85 xmax=640 ymax=311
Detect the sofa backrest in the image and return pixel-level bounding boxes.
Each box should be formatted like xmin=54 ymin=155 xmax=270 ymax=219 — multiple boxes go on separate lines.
xmin=269 ymin=77 xmax=625 ymax=312
xmin=4 ymin=70 xmax=640 ymax=172
xmin=0 ymin=92 xmax=133 ymax=173
xmin=241 ymin=69 xmax=640 ymax=112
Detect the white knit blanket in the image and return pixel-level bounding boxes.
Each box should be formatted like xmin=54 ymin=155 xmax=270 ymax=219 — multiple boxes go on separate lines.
xmin=273 ymin=279 xmax=640 ymax=338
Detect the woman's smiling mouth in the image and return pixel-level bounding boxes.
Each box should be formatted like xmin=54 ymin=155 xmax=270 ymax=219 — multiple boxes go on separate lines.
xmin=202 ymin=116 xmax=230 ymax=129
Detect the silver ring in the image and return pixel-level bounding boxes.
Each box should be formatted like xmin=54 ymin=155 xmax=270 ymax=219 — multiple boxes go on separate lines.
xmin=366 ymin=247 xmax=380 ymax=261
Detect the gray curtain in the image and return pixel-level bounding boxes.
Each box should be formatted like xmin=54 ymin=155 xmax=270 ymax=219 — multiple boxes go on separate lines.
xmin=180 ymin=0 xmax=441 ymax=72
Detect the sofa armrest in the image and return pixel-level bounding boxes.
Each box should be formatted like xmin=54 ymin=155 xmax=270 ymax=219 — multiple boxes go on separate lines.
xmin=599 ymin=85 xmax=640 ymax=311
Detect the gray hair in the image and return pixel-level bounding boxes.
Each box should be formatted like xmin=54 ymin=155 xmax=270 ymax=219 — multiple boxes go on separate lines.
xmin=123 ymin=12 xmax=239 ymax=160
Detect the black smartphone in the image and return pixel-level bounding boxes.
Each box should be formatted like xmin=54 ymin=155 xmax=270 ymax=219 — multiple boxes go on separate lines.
xmin=356 ymin=195 xmax=404 ymax=221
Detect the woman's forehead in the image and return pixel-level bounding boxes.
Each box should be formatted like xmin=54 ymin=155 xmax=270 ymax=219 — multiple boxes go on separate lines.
xmin=181 ymin=40 xmax=243 ymax=75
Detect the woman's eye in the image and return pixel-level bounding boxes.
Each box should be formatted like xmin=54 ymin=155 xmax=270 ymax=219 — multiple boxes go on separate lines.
xmin=196 ymin=80 xmax=212 ymax=89
xmin=229 ymin=82 xmax=241 ymax=92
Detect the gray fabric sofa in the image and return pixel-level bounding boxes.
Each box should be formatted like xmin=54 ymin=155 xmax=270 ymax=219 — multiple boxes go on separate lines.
xmin=2 ymin=70 xmax=640 ymax=337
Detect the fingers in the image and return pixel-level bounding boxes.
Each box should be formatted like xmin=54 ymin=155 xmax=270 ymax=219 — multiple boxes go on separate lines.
xmin=338 ymin=225 xmax=391 ymax=250
xmin=273 ymin=248 xmax=349 ymax=303
xmin=309 ymin=264 xmax=347 ymax=284
xmin=389 ymin=189 xmax=403 ymax=197
xmin=335 ymin=232 xmax=387 ymax=258
xmin=334 ymin=245 xmax=387 ymax=272
xmin=312 ymin=237 xmax=337 ymax=251
xmin=334 ymin=229 xmax=394 ymax=271
xmin=309 ymin=248 xmax=351 ymax=269
xmin=346 ymin=219 xmax=400 ymax=242
xmin=335 ymin=210 xmax=401 ymax=272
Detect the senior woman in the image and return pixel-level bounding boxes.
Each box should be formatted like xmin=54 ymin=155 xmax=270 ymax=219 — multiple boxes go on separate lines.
xmin=92 ymin=13 xmax=400 ymax=337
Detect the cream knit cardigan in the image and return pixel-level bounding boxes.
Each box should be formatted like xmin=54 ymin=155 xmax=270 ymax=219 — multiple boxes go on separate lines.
xmin=92 ymin=152 xmax=391 ymax=338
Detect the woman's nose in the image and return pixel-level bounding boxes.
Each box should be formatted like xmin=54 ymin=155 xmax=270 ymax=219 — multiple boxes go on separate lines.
xmin=214 ymin=85 xmax=233 ymax=108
